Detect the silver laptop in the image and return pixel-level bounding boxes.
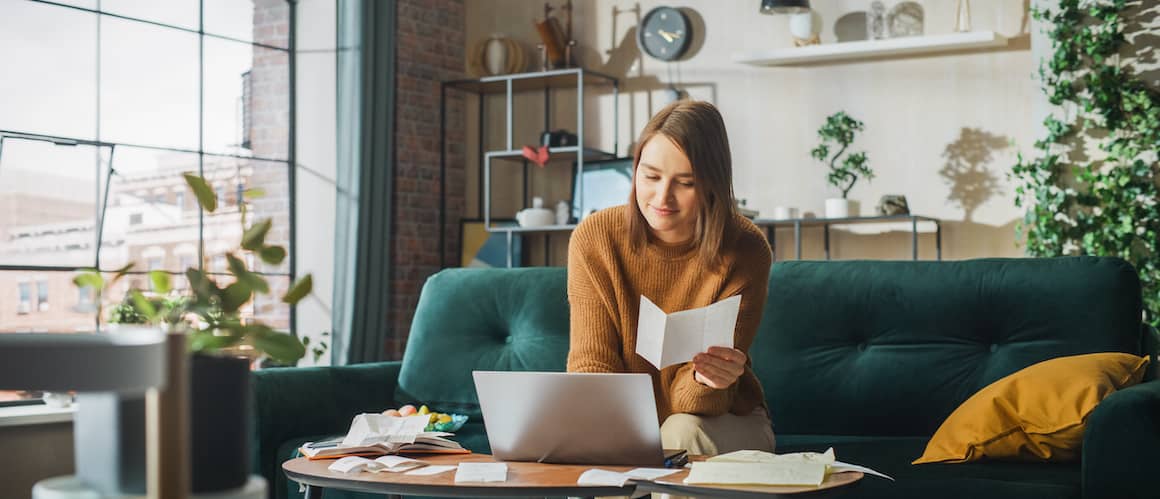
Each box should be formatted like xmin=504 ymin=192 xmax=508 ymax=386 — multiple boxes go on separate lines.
xmin=472 ymin=371 xmax=665 ymax=466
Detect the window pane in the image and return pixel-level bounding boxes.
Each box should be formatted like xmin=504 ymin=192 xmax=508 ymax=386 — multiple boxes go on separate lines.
xmin=100 ymin=16 xmax=198 ymax=150
xmin=205 ymin=0 xmax=290 ymax=49
xmin=204 ymin=38 xmax=289 ymax=160
xmin=100 ymin=0 xmax=198 ymax=31
xmin=99 ymin=147 xmax=201 ymax=274
xmin=202 ymin=158 xmax=290 ymax=275
xmin=252 ymin=275 xmax=290 ymax=331
xmin=0 ymin=270 xmax=96 ymax=333
xmin=0 ymin=138 xmax=102 ymax=268
xmin=0 ymin=1 xmax=97 ymax=140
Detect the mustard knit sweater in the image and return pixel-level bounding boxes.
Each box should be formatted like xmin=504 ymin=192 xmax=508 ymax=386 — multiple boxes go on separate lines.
xmin=566 ymin=205 xmax=773 ymax=422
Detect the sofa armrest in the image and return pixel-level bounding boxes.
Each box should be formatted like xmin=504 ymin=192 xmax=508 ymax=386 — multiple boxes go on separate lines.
xmin=1082 ymin=379 xmax=1160 ymax=499
xmin=250 ymin=361 xmax=402 ymax=496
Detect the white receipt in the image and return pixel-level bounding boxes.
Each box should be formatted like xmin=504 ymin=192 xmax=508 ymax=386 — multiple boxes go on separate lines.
xmin=406 ymin=465 xmax=457 ymax=476
xmin=454 ymin=462 xmax=508 ymax=483
xmin=636 ymin=295 xmax=740 ymax=369
xmin=578 ymin=468 xmax=680 ymax=487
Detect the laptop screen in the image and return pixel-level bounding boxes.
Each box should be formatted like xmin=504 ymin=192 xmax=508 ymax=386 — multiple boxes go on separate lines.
xmin=572 ymin=157 xmax=634 ymax=222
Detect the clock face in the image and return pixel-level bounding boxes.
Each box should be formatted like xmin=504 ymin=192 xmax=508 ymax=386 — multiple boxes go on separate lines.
xmin=638 ymin=6 xmax=691 ymax=62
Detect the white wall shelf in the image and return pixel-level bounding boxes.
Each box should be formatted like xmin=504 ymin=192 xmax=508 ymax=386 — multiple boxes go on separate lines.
xmin=734 ymin=31 xmax=1008 ymax=66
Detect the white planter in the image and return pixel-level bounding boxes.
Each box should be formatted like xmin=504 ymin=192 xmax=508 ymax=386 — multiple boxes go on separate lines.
xmin=825 ymin=198 xmax=859 ymax=219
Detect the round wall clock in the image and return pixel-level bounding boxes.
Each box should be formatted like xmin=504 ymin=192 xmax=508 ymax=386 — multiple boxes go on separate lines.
xmin=637 ymin=6 xmax=692 ymax=61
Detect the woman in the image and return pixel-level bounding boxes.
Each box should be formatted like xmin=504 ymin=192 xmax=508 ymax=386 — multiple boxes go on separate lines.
xmin=566 ymin=100 xmax=775 ymax=456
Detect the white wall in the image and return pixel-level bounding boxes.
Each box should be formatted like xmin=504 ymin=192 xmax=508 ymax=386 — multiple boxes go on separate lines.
xmin=464 ymin=0 xmax=1035 ymax=263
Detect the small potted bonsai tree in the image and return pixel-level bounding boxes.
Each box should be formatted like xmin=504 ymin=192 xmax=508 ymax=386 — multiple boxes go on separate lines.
xmin=811 ymin=111 xmax=874 ymax=218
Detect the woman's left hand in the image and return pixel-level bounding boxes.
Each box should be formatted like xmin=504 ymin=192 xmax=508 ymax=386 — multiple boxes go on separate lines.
xmin=692 ymin=346 xmax=747 ymax=389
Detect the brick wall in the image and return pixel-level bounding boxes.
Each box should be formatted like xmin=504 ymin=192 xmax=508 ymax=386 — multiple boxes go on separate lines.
xmin=390 ymin=0 xmax=466 ymax=358
xmin=250 ymin=0 xmax=291 ymax=328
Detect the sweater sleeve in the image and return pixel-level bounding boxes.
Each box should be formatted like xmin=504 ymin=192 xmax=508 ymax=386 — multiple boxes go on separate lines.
xmin=566 ymin=222 xmax=626 ymax=374
xmin=667 ymin=226 xmax=773 ymax=416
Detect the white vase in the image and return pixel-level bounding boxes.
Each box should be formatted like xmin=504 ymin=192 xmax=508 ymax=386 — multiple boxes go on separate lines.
xmin=788 ymin=9 xmax=822 ymax=41
xmin=485 ymin=34 xmax=508 ymax=75
xmin=825 ymin=198 xmax=859 ymax=218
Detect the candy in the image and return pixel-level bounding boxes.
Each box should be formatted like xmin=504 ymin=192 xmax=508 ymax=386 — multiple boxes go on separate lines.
xmin=398 ymin=404 xmax=417 ymax=416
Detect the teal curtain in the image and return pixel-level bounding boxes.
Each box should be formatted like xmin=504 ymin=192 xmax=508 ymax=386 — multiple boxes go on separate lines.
xmin=333 ymin=0 xmax=396 ymax=365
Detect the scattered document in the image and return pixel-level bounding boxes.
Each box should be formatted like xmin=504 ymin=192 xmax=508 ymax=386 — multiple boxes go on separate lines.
xmin=684 ymin=461 xmax=827 ymax=487
xmin=454 ymin=462 xmax=508 ymax=483
xmin=577 ymin=468 xmax=680 ymax=487
xmin=328 ymin=455 xmax=429 ymax=474
xmin=636 ymin=295 xmax=741 ymax=369
xmin=342 ymin=413 xmax=431 ymax=446
xmin=709 ymin=448 xmax=893 ymax=481
xmin=406 ymin=465 xmax=457 ymax=476
xmin=301 ymin=413 xmax=467 ymax=459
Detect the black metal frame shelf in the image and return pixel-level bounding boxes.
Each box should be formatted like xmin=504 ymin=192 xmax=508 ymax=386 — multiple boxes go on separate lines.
xmin=440 ymin=68 xmax=620 ymax=267
xmin=753 ymin=214 xmax=942 ymax=261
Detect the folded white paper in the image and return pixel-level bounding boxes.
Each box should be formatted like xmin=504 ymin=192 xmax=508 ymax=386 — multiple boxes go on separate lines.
xmin=454 ymin=462 xmax=508 ymax=483
xmin=636 ymin=295 xmax=741 ymax=369
xmin=406 ymin=465 xmax=457 ymax=476
xmin=577 ymin=468 xmax=680 ymax=487
xmin=340 ymin=413 xmax=431 ymax=447
xmin=328 ymin=456 xmax=375 ymax=474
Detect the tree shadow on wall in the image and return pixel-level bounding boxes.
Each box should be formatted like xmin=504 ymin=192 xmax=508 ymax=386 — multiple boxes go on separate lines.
xmin=939 ymin=127 xmax=1011 ymax=222
xmin=1122 ymin=0 xmax=1160 ymax=83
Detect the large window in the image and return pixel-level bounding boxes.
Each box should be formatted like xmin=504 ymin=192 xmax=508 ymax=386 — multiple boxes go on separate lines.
xmin=0 ymin=0 xmax=296 ymax=403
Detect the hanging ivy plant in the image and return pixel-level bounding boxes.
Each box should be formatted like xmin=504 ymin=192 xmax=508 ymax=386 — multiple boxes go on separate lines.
xmin=1012 ymin=0 xmax=1160 ymax=324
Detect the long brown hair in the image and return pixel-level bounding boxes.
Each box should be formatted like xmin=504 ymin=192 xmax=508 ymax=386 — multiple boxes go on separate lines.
xmin=627 ymin=100 xmax=737 ymax=268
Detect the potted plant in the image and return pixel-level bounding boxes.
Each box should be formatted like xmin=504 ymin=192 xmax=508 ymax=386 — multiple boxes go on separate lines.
xmin=73 ymin=173 xmax=312 ymax=493
xmin=811 ymin=111 xmax=874 ymax=218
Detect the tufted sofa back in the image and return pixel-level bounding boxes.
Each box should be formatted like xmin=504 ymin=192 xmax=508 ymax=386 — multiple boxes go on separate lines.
xmin=400 ymin=258 xmax=1145 ymax=436
xmin=398 ymin=267 xmax=571 ymax=416
xmin=751 ymin=257 xmax=1144 ymax=436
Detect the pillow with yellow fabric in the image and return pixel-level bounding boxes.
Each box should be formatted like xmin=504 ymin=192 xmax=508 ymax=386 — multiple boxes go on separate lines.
xmin=914 ymin=352 xmax=1150 ymax=464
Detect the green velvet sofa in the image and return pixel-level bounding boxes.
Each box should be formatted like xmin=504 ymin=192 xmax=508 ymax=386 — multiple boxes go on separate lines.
xmin=252 ymin=257 xmax=1160 ymax=499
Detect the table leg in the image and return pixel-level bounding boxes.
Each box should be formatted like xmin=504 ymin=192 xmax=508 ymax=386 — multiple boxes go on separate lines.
xmin=304 ymin=484 xmax=323 ymax=499
xmin=824 ymin=223 xmax=831 ymax=260
xmin=794 ymin=221 xmax=802 ymax=260
xmin=936 ymin=221 xmax=943 ymax=261
xmin=911 ymin=218 xmax=918 ymax=260
xmin=507 ymin=231 xmax=514 ymax=268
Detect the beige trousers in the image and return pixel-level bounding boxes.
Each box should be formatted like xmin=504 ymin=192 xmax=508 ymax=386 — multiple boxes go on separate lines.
xmin=660 ymin=408 xmax=777 ymax=457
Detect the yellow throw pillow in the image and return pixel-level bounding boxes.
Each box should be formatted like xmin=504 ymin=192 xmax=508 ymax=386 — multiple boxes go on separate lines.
xmin=914 ymin=352 xmax=1149 ymax=464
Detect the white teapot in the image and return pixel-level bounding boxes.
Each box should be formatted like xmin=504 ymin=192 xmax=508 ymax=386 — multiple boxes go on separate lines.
xmin=516 ymin=197 xmax=555 ymax=227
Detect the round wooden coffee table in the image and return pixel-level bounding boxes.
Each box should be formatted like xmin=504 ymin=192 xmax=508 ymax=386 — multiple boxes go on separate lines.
xmin=283 ymin=453 xmax=864 ymax=498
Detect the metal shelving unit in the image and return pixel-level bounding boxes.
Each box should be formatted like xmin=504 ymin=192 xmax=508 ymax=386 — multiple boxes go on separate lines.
xmin=440 ymin=68 xmax=620 ymax=267
xmin=753 ymin=214 xmax=942 ymax=261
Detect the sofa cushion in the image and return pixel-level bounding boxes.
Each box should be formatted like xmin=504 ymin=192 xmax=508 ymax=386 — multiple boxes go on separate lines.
xmin=914 ymin=352 xmax=1149 ymax=464
xmin=753 ymin=257 xmax=1143 ymax=436
xmin=776 ymin=434 xmax=1080 ymax=499
xmin=399 ymin=268 xmax=571 ymax=416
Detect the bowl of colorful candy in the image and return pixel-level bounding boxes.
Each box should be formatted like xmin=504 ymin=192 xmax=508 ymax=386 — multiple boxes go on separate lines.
xmin=382 ymin=404 xmax=468 ymax=433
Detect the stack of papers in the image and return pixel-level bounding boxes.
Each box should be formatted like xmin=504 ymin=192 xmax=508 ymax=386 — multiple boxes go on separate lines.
xmin=301 ymin=413 xmax=468 ymax=459
xmin=690 ymin=448 xmax=893 ymax=485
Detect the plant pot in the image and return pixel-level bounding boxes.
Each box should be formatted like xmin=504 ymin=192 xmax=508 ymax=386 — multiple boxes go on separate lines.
xmin=825 ymin=198 xmax=859 ymax=219
xmin=191 ymin=353 xmax=251 ymax=493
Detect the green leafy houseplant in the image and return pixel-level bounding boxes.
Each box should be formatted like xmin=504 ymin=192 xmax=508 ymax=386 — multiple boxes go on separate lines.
xmin=1011 ymin=0 xmax=1160 ymax=324
xmin=811 ymin=111 xmax=874 ymax=199
xmin=75 ymin=173 xmax=312 ymax=365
